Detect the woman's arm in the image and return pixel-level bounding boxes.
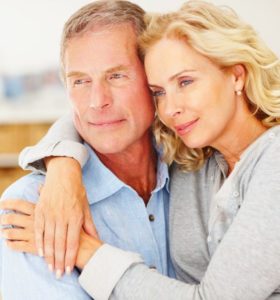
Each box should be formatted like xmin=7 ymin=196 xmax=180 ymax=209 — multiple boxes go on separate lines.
xmin=80 ymin=140 xmax=280 ymax=300
xmin=4 ymin=142 xmax=280 ymax=299
xmin=19 ymin=113 xmax=88 ymax=172
xmin=4 ymin=156 xmax=280 ymax=300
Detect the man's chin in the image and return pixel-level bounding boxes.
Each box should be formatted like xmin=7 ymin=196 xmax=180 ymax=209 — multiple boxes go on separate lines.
xmin=86 ymin=139 xmax=130 ymax=155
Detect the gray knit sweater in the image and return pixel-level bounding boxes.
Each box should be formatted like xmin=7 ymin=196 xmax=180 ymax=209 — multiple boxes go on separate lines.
xmin=79 ymin=126 xmax=280 ymax=300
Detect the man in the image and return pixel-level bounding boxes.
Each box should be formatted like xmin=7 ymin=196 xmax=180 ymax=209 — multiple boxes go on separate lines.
xmin=0 ymin=1 xmax=174 ymax=299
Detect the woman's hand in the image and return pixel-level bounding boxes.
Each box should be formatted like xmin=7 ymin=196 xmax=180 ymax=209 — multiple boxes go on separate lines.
xmin=35 ymin=157 xmax=98 ymax=277
xmin=0 ymin=199 xmax=102 ymax=276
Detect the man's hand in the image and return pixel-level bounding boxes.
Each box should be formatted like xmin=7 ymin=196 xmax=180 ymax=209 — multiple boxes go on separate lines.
xmin=0 ymin=199 xmax=102 ymax=275
xmin=35 ymin=157 xmax=98 ymax=278
xmin=0 ymin=200 xmax=37 ymax=255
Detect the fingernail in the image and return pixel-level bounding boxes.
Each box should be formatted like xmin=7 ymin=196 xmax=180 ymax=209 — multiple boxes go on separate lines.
xmin=66 ymin=266 xmax=71 ymax=275
xmin=56 ymin=269 xmax=62 ymax=279
xmin=48 ymin=264 xmax=53 ymax=272
xmin=38 ymin=248 xmax=44 ymax=257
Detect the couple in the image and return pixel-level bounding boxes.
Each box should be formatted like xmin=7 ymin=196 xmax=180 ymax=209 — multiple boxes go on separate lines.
xmin=1 ymin=0 xmax=280 ymax=299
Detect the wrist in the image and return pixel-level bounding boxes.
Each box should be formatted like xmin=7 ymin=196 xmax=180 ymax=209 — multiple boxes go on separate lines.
xmin=44 ymin=157 xmax=83 ymax=185
xmin=76 ymin=233 xmax=103 ymax=269
xmin=45 ymin=156 xmax=81 ymax=172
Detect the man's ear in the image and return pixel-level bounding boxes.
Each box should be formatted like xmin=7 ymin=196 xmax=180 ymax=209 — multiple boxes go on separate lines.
xmin=232 ymin=64 xmax=246 ymax=92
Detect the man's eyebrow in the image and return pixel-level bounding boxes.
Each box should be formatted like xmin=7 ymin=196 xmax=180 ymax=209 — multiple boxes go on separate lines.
xmin=106 ymin=65 xmax=130 ymax=74
xmin=66 ymin=71 xmax=86 ymax=78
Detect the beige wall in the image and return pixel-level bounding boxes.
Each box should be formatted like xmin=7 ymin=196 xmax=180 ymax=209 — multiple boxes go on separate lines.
xmin=0 ymin=123 xmax=51 ymax=195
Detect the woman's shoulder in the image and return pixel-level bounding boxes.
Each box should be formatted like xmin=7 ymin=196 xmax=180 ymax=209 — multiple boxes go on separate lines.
xmin=241 ymin=125 xmax=280 ymax=168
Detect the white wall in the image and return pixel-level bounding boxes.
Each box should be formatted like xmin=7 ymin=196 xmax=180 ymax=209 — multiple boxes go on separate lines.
xmin=0 ymin=0 xmax=279 ymax=74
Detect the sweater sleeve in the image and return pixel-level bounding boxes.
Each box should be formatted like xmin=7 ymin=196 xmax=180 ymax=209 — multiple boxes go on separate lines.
xmin=19 ymin=113 xmax=88 ymax=173
xmin=79 ymin=138 xmax=280 ymax=300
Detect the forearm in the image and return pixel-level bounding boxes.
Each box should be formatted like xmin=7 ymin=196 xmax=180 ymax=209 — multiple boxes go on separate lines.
xmin=19 ymin=113 xmax=88 ymax=173
xmin=80 ymin=216 xmax=280 ymax=300
xmin=78 ymin=172 xmax=280 ymax=299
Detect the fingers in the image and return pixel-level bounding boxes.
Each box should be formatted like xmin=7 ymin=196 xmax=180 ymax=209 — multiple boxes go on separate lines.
xmin=43 ymin=219 xmax=55 ymax=272
xmin=1 ymin=227 xmax=31 ymax=241
xmin=0 ymin=213 xmax=33 ymax=228
xmin=34 ymin=206 xmax=45 ymax=257
xmin=5 ymin=240 xmax=37 ymax=255
xmin=83 ymin=210 xmax=98 ymax=239
xmin=64 ymin=220 xmax=81 ymax=274
xmin=0 ymin=200 xmax=35 ymax=215
xmin=54 ymin=221 xmax=67 ymax=279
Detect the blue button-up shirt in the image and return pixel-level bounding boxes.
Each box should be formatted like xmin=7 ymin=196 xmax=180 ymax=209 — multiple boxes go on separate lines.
xmin=0 ymin=143 xmax=174 ymax=300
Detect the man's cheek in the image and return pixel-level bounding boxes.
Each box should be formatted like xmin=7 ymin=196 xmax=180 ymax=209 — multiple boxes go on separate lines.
xmin=73 ymin=111 xmax=84 ymax=136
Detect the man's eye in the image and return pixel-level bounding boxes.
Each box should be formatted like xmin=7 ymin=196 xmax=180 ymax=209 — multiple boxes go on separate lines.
xmin=179 ymin=79 xmax=193 ymax=87
xmin=73 ymin=79 xmax=89 ymax=86
xmin=109 ymin=73 xmax=125 ymax=80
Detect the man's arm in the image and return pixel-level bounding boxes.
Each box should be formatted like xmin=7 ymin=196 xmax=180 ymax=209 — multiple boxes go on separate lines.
xmin=0 ymin=178 xmax=93 ymax=300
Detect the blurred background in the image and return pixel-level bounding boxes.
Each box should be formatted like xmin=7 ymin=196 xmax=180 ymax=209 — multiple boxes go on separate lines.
xmin=0 ymin=0 xmax=279 ymax=195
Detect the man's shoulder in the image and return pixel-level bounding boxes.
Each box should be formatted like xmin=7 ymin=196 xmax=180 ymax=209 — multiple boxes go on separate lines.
xmin=1 ymin=172 xmax=45 ymax=203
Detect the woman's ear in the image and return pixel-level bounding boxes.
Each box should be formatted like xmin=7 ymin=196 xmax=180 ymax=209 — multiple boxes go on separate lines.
xmin=232 ymin=64 xmax=246 ymax=92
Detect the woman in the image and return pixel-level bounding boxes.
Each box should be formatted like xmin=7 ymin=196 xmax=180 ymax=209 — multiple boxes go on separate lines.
xmin=2 ymin=1 xmax=280 ymax=299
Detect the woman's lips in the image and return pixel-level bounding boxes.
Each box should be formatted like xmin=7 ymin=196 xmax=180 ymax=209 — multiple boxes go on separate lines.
xmin=174 ymin=119 xmax=199 ymax=136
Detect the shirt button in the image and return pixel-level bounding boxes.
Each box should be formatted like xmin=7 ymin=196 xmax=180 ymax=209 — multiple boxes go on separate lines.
xmin=149 ymin=265 xmax=157 ymax=269
xmin=233 ymin=191 xmax=239 ymax=197
xmin=269 ymin=132 xmax=275 ymax=139
xmin=149 ymin=214 xmax=155 ymax=222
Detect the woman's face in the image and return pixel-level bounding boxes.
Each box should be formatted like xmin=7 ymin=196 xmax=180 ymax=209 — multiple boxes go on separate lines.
xmin=145 ymin=38 xmax=243 ymax=149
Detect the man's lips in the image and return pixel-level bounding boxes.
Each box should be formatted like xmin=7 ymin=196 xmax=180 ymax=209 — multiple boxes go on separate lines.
xmin=88 ymin=119 xmax=126 ymax=127
xmin=174 ymin=119 xmax=199 ymax=135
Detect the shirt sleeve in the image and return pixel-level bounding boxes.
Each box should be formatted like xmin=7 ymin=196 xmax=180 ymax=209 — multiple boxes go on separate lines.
xmin=18 ymin=113 xmax=88 ymax=173
xmin=0 ymin=177 xmax=92 ymax=300
xmin=79 ymin=244 xmax=143 ymax=300
xmin=78 ymin=138 xmax=280 ymax=300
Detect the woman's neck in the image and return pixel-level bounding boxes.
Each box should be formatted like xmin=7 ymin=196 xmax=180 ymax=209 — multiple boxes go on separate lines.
xmin=212 ymin=115 xmax=267 ymax=175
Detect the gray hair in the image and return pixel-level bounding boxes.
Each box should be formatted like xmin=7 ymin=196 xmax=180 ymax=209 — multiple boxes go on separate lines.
xmin=60 ymin=0 xmax=145 ymax=77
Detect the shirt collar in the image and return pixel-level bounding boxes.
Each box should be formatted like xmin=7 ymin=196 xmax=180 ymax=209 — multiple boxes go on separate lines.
xmin=82 ymin=142 xmax=170 ymax=205
xmin=213 ymin=150 xmax=228 ymax=178
xmin=82 ymin=143 xmax=125 ymax=205
xmin=155 ymin=154 xmax=170 ymax=193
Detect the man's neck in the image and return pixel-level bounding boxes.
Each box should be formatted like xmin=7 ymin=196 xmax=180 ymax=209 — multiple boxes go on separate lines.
xmin=96 ymin=133 xmax=157 ymax=204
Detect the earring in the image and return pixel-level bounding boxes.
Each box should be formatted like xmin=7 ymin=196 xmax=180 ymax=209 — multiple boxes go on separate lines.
xmin=236 ymin=90 xmax=242 ymax=96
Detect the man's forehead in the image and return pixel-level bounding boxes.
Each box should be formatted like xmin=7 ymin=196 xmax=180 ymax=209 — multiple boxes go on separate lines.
xmin=66 ymin=24 xmax=138 ymax=56
xmin=76 ymin=22 xmax=137 ymax=40
xmin=63 ymin=22 xmax=142 ymax=78
xmin=66 ymin=64 xmax=131 ymax=78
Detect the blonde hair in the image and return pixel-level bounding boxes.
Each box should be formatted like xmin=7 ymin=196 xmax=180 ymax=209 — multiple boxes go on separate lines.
xmin=60 ymin=0 xmax=145 ymax=79
xmin=139 ymin=0 xmax=280 ymax=171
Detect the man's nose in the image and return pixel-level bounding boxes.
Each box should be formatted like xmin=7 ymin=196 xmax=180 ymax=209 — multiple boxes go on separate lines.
xmin=89 ymin=83 xmax=112 ymax=110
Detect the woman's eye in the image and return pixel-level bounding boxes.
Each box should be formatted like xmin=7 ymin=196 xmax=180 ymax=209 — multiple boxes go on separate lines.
xmin=151 ymin=90 xmax=165 ymax=98
xmin=179 ymin=79 xmax=193 ymax=87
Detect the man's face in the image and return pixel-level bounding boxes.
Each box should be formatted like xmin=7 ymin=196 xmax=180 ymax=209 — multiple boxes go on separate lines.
xmin=64 ymin=24 xmax=155 ymax=154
